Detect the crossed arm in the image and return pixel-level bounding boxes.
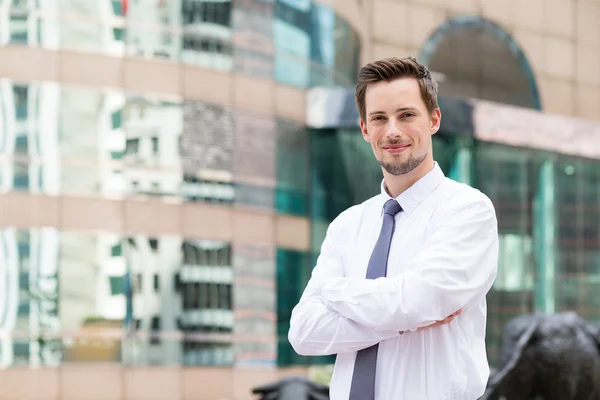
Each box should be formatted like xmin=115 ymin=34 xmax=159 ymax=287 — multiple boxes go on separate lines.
xmin=288 ymin=195 xmax=499 ymax=356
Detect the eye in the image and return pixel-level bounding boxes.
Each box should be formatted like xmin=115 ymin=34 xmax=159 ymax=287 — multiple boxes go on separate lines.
xmin=371 ymin=115 xmax=385 ymax=122
xmin=401 ymin=112 xmax=416 ymax=119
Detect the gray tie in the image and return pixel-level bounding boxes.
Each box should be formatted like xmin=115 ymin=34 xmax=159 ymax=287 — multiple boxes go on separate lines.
xmin=348 ymin=199 xmax=403 ymax=400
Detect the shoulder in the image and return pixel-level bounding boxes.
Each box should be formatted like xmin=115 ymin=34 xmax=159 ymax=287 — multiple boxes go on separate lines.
xmin=433 ymin=178 xmax=497 ymax=222
xmin=439 ymin=178 xmax=495 ymax=209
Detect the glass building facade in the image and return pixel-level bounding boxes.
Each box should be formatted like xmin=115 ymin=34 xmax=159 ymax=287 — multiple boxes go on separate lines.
xmin=0 ymin=0 xmax=360 ymax=88
xmin=0 ymin=0 xmax=360 ymax=373
xmin=3 ymin=0 xmax=600 ymax=386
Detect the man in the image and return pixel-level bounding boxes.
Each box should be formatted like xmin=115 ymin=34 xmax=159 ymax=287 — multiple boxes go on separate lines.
xmin=288 ymin=57 xmax=499 ymax=400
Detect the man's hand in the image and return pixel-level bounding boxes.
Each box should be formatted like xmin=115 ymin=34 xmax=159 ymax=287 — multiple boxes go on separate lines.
xmin=417 ymin=309 xmax=462 ymax=331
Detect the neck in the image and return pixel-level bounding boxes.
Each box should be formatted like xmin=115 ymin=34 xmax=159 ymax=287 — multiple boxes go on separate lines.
xmin=383 ymin=158 xmax=434 ymax=198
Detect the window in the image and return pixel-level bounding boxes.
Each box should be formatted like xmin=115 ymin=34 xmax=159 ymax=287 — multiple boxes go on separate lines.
xmin=111 ymin=110 xmax=123 ymax=129
xmin=153 ymin=274 xmax=159 ymax=291
xmin=150 ymin=316 xmax=161 ymax=344
xmin=111 ymin=0 xmax=123 ymax=16
xmin=180 ymin=0 xmax=233 ymax=69
xmin=109 ymin=276 xmax=125 ymax=296
xmin=276 ymin=248 xmax=332 ymax=366
xmin=420 ymin=17 xmax=541 ymax=110
xmin=113 ymin=28 xmax=125 ymax=41
xmin=181 ymin=0 xmax=232 ymax=27
xmin=125 ymin=138 xmax=139 ymax=155
xmin=111 ymin=243 xmax=122 ymax=257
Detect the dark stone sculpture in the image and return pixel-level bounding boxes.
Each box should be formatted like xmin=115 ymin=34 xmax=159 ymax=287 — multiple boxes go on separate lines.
xmin=480 ymin=311 xmax=600 ymax=400
xmin=252 ymin=376 xmax=330 ymax=400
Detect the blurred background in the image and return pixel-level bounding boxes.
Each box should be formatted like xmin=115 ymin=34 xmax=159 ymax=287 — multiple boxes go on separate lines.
xmin=0 ymin=0 xmax=599 ymax=399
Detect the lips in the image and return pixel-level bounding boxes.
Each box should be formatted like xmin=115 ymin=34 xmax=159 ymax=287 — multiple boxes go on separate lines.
xmin=383 ymin=144 xmax=410 ymax=154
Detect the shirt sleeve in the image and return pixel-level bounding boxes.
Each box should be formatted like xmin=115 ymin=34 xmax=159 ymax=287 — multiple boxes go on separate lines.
xmin=320 ymin=193 xmax=499 ymax=333
xmin=288 ymin=211 xmax=401 ymax=356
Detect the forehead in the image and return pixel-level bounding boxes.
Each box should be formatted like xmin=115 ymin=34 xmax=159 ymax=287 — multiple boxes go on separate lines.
xmin=365 ymin=77 xmax=425 ymax=112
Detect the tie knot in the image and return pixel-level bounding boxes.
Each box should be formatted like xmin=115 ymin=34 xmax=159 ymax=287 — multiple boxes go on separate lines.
xmin=383 ymin=199 xmax=402 ymax=216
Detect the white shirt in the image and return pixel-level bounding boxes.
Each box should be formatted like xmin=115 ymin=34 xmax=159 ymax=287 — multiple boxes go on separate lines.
xmin=288 ymin=163 xmax=499 ymax=400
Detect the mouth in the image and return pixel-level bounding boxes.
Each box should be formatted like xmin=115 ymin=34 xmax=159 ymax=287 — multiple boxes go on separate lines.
xmin=382 ymin=144 xmax=411 ymax=154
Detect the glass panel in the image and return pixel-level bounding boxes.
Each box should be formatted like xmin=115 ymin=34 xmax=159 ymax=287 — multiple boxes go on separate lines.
xmin=276 ymin=119 xmax=310 ymax=216
xmin=309 ymin=4 xmax=360 ymax=87
xmin=232 ymin=0 xmax=274 ymax=79
xmin=0 ymin=228 xmax=61 ymax=367
xmin=233 ymin=111 xmax=276 ymax=210
xmin=234 ymin=244 xmax=276 ymax=367
xmin=276 ymin=248 xmax=332 ymax=366
xmin=555 ymin=156 xmax=600 ymax=321
xmin=180 ymin=100 xmax=235 ymax=204
xmin=273 ymin=0 xmax=311 ymax=88
xmin=309 ymin=127 xmax=381 ymax=222
xmin=471 ymin=142 xmax=539 ymax=366
xmin=423 ymin=20 xmax=539 ymax=109
xmin=180 ymin=0 xmax=234 ymax=70
xmin=124 ymin=1 xmax=178 ymax=60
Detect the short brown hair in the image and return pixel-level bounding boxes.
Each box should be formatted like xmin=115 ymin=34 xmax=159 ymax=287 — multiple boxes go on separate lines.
xmin=355 ymin=57 xmax=439 ymax=121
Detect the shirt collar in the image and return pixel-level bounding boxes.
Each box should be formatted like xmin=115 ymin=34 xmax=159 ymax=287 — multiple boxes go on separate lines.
xmin=379 ymin=162 xmax=445 ymax=216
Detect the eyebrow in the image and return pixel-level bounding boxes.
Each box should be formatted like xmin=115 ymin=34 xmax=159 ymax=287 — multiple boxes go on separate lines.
xmin=368 ymin=107 xmax=417 ymax=117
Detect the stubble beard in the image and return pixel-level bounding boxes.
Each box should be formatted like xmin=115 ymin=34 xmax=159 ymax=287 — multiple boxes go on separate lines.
xmin=380 ymin=152 xmax=427 ymax=176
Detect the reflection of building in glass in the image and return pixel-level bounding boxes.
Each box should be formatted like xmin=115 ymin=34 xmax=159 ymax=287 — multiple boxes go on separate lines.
xmin=180 ymin=100 xmax=235 ymax=203
xmin=121 ymin=97 xmax=183 ymax=197
xmin=125 ymin=0 xmax=180 ymax=59
xmin=0 ymin=81 xmax=60 ymax=195
xmin=181 ymin=0 xmax=233 ymax=69
xmin=0 ymin=79 xmax=61 ymax=368
xmin=0 ymin=228 xmax=60 ymax=368
xmin=0 ymin=0 xmax=59 ymax=48
xmin=178 ymin=240 xmax=233 ymax=365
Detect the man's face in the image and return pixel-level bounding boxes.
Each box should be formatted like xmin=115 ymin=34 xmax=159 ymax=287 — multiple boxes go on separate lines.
xmin=359 ymin=77 xmax=441 ymax=176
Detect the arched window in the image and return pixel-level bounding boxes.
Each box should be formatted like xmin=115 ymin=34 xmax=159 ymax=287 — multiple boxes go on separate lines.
xmin=420 ymin=16 xmax=541 ymax=110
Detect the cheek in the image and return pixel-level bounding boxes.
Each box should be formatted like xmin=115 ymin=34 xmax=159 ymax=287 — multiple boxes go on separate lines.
xmin=406 ymin=128 xmax=426 ymax=143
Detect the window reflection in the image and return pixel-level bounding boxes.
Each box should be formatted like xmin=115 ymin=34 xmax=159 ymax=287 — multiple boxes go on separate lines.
xmin=273 ymin=0 xmax=311 ymax=88
xmin=234 ymin=244 xmax=276 ymax=366
xmin=121 ymin=96 xmax=183 ymax=198
xmin=181 ymin=100 xmax=234 ymax=204
xmin=0 ymin=81 xmax=288 ymax=208
xmin=276 ymin=119 xmax=309 ymax=216
xmin=125 ymin=0 xmax=178 ymax=60
xmin=232 ymin=0 xmax=274 ymax=80
xmin=0 ymin=228 xmax=61 ymax=367
xmin=0 ymin=81 xmax=60 ymax=195
xmin=233 ymin=111 xmax=276 ymax=210
xmin=0 ymin=229 xmax=253 ymax=367
xmin=181 ymin=0 xmax=233 ymax=70
xmin=1 ymin=0 xmax=361 ymax=87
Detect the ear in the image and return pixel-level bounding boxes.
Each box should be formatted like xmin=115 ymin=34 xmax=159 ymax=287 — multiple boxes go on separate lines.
xmin=430 ymin=108 xmax=441 ymax=135
xmin=360 ymin=119 xmax=370 ymax=142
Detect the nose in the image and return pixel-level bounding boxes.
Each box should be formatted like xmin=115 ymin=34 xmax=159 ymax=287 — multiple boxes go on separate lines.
xmin=385 ymin=118 xmax=402 ymax=139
